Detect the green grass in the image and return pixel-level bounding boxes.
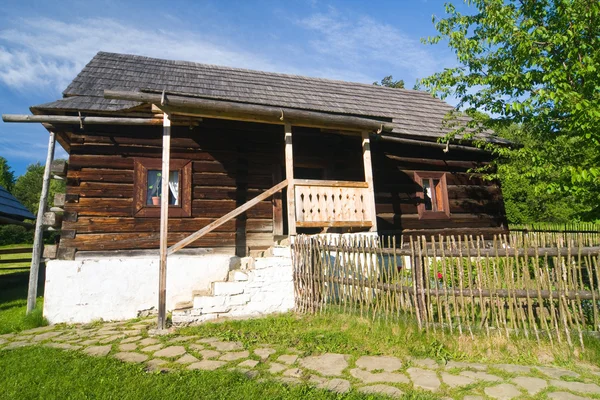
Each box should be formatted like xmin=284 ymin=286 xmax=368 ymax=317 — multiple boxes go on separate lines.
xmin=0 ymin=280 xmax=47 ymax=334
xmin=0 ymin=346 xmax=437 ymax=400
xmin=0 ymin=243 xmax=32 ymax=275
xmin=177 ymin=310 xmax=600 ymax=368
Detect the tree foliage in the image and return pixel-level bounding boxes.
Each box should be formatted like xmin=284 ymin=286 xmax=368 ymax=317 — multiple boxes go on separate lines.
xmin=420 ymin=0 xmax=600 ymax=220
xmin=373 ymin=75 xmax=405 ymax=89
xmin=0 ymin=157 xmax=15 ymax=193
xmin=13 ymin=162 xmax=65 ymax=215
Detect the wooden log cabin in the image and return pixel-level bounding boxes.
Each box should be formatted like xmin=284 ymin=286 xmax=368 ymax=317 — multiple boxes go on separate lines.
xmin=2 ymin=52 xmax=508 ymax=323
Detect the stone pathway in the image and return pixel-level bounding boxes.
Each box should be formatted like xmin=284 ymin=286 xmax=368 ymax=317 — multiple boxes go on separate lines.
xmin=2 ymin=319 xmax=600 ymax=399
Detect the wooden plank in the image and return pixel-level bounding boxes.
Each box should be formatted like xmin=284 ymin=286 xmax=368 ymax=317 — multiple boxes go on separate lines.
xmin=272 ymin=167 xmax=283 ymax=236
xmin=2 ymin=114 xmax=165 ymax=125
xmin=285 ymin=123 xmax=296 ymax=235
xmin=296 ymin=221 xmax=372 ymax=228
xmin=158 ymin=112 xmax=171 ymax=330
xmin=167 ymin=179 xmax=288 ymax=255
xmin=54 ymin=193 xmax=66 ymax=207
xmin=28 ymin=130 xmax=55 ymax=314
xmin=50 ymin=159 xmax=68 ymax=177
xmin=67 ymin=169 xmax=133 ymax=183
xmin=362 ymin=132 xmax=378 ymax=232
xmin=43 ymin=245 xmax=58 ymax=259
xmin=69 ymin=155 xmax=133 ymax=169
xmin=293 ymin=179 xmax=369 ymax=188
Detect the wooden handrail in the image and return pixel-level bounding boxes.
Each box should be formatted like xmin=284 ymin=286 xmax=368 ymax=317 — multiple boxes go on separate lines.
xmin=168 ymin=180 xmax=289 ymax=255
xmin=293 ymin=179 xmax=369 ymax=188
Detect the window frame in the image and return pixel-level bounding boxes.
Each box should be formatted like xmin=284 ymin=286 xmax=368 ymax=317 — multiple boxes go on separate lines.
xmin=414 ymin=171 xmax=450 ymax=220
xmin=133 ymin=158 xmax=192 ymax=218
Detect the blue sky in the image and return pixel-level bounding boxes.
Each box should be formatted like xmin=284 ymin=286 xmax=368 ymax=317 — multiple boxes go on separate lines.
xmin=0 ymin=0 xmax=470 ymax=176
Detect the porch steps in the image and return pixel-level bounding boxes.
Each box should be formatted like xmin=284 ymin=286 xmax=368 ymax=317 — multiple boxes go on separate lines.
xmin=171 ymin=250 xmax=294 ymax=325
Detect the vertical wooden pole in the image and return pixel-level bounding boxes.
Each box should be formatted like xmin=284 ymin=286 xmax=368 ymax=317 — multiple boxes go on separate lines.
xmin=158 ymin=112 xmax=171 ymax=330
xmin=26 ymin=131 xmax=56 ymax=314
xmin=284 ymin=123 xmax=296 ymax=235
xmin=361 ymin=132 xmax=377 ymax=232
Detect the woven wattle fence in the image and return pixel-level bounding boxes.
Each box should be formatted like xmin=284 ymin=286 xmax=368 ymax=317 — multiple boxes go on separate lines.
xmin=292 ymin=232 xmax=600 ymax=348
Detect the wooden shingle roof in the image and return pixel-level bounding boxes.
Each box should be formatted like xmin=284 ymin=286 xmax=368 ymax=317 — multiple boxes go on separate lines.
xmin=0 ymin=185 xmax=35 ymax=222
xmin=33 ymin=51 xmax=484 ymax=140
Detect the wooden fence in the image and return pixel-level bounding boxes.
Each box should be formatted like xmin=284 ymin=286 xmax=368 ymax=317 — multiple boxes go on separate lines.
xmin=292 ymin=233 xmax=600 ymax=348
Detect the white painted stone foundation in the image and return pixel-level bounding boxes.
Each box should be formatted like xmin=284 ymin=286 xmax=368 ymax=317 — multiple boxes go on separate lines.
xmin=43 ymin=252 xmax=295 ymax=324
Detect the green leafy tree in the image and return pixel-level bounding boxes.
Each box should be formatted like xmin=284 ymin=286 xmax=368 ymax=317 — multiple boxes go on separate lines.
xmin=13 ymin=161 xmax=66 ymax=215
xmin=420 ymin=0 xmax=600 ymax=220
xmin=0 ymin=157 xmax=15 ymax=192
xmin=373 ymin=75 xmax=405 ymax=89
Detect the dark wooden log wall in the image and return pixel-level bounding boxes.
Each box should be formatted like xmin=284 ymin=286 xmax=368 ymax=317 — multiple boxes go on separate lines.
xmin=60 ymin=119 xmax=285 ymax=255
xmin=371 ymin=138 xmax=507 ymax=238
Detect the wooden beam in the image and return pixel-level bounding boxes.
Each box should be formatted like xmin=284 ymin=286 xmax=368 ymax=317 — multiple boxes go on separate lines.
xmin=50 ymin=160 xmax=68 ymax=177
xmin=294 ymin=179 xmax=369 ymax=188
xmin=362 ymin=132 xmax=378 ymax=232
xmin=296 ymin=221 xmax=372 ymax=228
xmin=168 ymin=179 xmax=289 ymax=256
xmin=378 ymin=134 xmax=491 ymax=153
xmin=158 ymin=112 xmax=171 ymax=331
xmin=42 ymin=212 xmax=63 ymax=228
xmin=284 ymin=123 xmax=296 ymax=236
xmin=2 ymin=114 xmax=165 ymax=125
xmin=105 ymin=90 xmax=393 ymax=132
xmin=272 ymin=167 xmax=283 ymax=236
xmin=27 ymin=130 xmax=55 ymax=314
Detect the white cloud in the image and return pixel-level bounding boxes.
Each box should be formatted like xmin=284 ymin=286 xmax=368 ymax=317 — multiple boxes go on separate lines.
xmin=0 ymin=17 xmax=280 ymax=92
xmin=297 ymin=12 xmax=439 ymax=81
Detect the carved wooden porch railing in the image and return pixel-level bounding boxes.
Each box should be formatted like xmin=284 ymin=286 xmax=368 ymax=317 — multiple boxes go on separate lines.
xmin=294 ymin=179 xmax=372 ymax=228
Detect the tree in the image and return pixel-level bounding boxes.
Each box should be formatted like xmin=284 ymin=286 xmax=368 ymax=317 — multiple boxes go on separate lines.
xmin=373 ymin=75 xmax=405 ymax=89
xmin=13 ymin=162 xmax=65 ymax=215
xmin=420 ymin=0 xmax=600 ymax=220
xmin=0 ymin=157 xmax=15 ymax=192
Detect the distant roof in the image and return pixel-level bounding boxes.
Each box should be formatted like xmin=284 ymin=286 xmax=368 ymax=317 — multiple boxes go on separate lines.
xmin=33 ymin=51 xmax=496 ymax=141
xmin=0 ymin=185 xmax=35 ymax=222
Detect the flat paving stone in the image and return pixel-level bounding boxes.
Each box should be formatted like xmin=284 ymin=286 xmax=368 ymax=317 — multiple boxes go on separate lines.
xmin=356 ymin=355 xmax=402 ymax=372
xmin=168 ymin=335 xmax=196 ymax=343
xmin=154 ymin=346 xmax=186 ymax=358
xmin=547 ymin=392 xmax=590 ymax=400
xmin=238 ymin=359 xmax=259 ymax=368
xmin=122 ymin=330 xmax=142 ymax=336
xmin=350 ymin=368 xmax=410 ymax=384
xmin=484 ymin=383 xmax=523 ymax=400
xmin=188 ymin=360 xmax=226 ymax=371
xmin=145 ymin=358 xmax=168 ymax=372
xmin=512 ymin=376 xmax=548 ymax=395
xmin=83 ymin=345 xmax=112 ymax=357
xmin=277 ymin=354 xmax=298 ymax=365
xmin=3 ymin=341 xmax=33 ymax=350
xmin=80 ymin=339 xmax=99 ymax=346
xmin=283 ymin=368 xmax=303 ymax=378
xmin=299 ymin=353 xmax=349 ymax=377
xmin=411 ymin=358 xmax=438 ymax=369
xmin=446 ymin=361 xmax=486 ymax=370
xmin=460 ymin=370 xmax=503 ymax=382
xmin=139 ymin=338 xmax=159 ymax=346
xmin=21 ymin=326 xmax=55 ymax=335
xmin=32 ymin=331 xmax=62 ymax=342
xmin=550 ymin=379 xmax=600 ymax=394
xmin=141 ymin=344 xmax=164 ymax=353
xmin=494 ymin=364 xmax=532 ymax=374
xmin=121 ymin=336 xmax=142 ymax=344
xmin=189 ymin=344 xmax=204 ymax=352
xmin=463 ymin=396 xmax=485 ymax=400
xmin=199 ymin=350 xmax=221 ymax=359
xmin=254 ymin=348 xmax=276 ymax=360
xmin=130 ymin=324 xmax=148 ymax=330
xmin=276 ymin=377 xmax=302 ymax=386
xmin=197 ymin=337 xmax=220 ymax=344
xmin=176 ymin=354 xmax=199 ymax=364
xmin=114 ymin=352 xmax=148 ymax=363
xmin=219 ymin=350 xmax=250 ymax=361
xmin=538 ymin=366 xmax=580 ymax=379
xmin=358 ymin=384 xmax=404 ymax=398
xmin=44 ymin=342 xmax=81 ymax=350
xmin=0 ymin=338 xmax=6 ymax=345
xmin=211 ymin=341 xmax=244 ymax=351
xmin=0 ymin=333 xmax=15 ymax=339
xmin=99 ymin=335 xmax=124 ymax=344
xmin=318 ymin=378 xmax=351 ymax=394
xmin=406 ymin=367 xmax=441 ymax=391
xmin=119 ymin=343 xmax=137 ymax=351
xmin=441 ymin=372 xmax=476 ymax=388
xmin=269 ymin=362 xmax=287 ymax=374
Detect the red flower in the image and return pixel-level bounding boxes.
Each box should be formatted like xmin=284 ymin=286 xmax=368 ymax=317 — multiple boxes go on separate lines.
xmin=437 ymin=272 xmax=443 ymax=280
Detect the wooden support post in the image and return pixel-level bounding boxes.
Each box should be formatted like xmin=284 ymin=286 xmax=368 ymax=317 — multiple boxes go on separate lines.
xmin=27 ymin=130 xmax=56 ymax=314
xmin=361 ymin=132 xmax=378 ymax=232
xmin=158 ymin=112 xmax=171 ymax=330
xmin=284 ymin=123 xmax=296 ymax=235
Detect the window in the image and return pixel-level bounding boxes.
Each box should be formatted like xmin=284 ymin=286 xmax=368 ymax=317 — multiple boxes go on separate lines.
xmin=414 ymin=172 xmax=450 ymax=219
xmin=133 ymin=158 xmax=192 ymax=217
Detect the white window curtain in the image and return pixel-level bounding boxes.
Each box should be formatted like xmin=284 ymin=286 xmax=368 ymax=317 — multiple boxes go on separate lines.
xmin=168 ymin=171 xmax=179 ymax=205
